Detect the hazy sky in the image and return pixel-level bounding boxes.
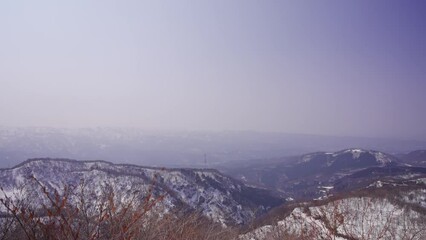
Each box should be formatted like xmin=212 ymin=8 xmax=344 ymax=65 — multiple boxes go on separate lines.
xmin=1 ymin=1 xmax=425 ymax=139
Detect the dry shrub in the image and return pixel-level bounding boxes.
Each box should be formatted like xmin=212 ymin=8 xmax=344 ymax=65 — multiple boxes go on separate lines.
xmin=0 ymin=176 xmax=238 ymax=240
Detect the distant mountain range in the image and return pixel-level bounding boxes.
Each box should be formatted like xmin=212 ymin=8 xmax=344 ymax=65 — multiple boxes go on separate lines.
xmin=224 ymin=148 xmax=426 ymax=200
xmin=398 ymin=150 xmax=426 ymax=167
xmin=1 ymin=127 xmax=426 ymax=168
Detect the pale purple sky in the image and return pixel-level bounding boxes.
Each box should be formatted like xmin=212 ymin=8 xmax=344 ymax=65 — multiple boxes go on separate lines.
xmin=1 ymin=1 xmax=425 ymax=140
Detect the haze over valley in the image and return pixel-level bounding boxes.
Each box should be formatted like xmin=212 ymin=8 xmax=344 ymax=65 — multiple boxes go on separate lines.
xmin=1 ymin=1 xmax=426 ymax=239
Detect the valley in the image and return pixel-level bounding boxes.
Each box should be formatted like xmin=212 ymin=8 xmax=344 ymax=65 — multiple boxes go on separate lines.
xmin=1 ymin=147 xmax=426 ymax=239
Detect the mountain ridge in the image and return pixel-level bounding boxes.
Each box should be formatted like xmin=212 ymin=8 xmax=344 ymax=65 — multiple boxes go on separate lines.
xmin=224 ymin=148 xmax=425 ymax=200
xmin=0 ymin=158 xmax=284 ymax=226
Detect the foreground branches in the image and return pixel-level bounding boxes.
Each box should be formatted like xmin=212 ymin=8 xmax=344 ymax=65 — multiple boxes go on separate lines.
xmin=0 ymin=176 xmax=237 ymax=240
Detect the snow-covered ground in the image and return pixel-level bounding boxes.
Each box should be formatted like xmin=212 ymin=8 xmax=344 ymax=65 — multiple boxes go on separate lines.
xmin=0 ymin=159 xmax=280 ymax=225
xmin=241 ymin=196 xmax=426 ymax=240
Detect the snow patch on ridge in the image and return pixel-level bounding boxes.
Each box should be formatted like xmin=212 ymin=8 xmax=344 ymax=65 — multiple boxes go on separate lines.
xmin=374 ymin=152 xmax=392 ymax=165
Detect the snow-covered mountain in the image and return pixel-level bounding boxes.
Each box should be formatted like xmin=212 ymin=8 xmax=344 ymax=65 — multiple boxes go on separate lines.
xmin=1 ymin=152 xmax=425 ymax=239
xmin=224 ymin=149 xmax=424 ymax=200
xmin=0 ymin=158 xmax=283 ymax=226
xmin=241 ymin=186 xmax=426 ymax=240
xmin=299 ymin=148 xmax=395 ymax=167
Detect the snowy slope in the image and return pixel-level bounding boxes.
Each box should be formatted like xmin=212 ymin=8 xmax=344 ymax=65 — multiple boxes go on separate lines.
xmin=225 ymin=148 xmax=408 ymax=200
xmin=300 ymin=148 xmax=396 ymax=168
xmin=0 ymin=158 xmax=283 ymax=225
xmin=241 ymin=195 xmax=426 ymax=240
